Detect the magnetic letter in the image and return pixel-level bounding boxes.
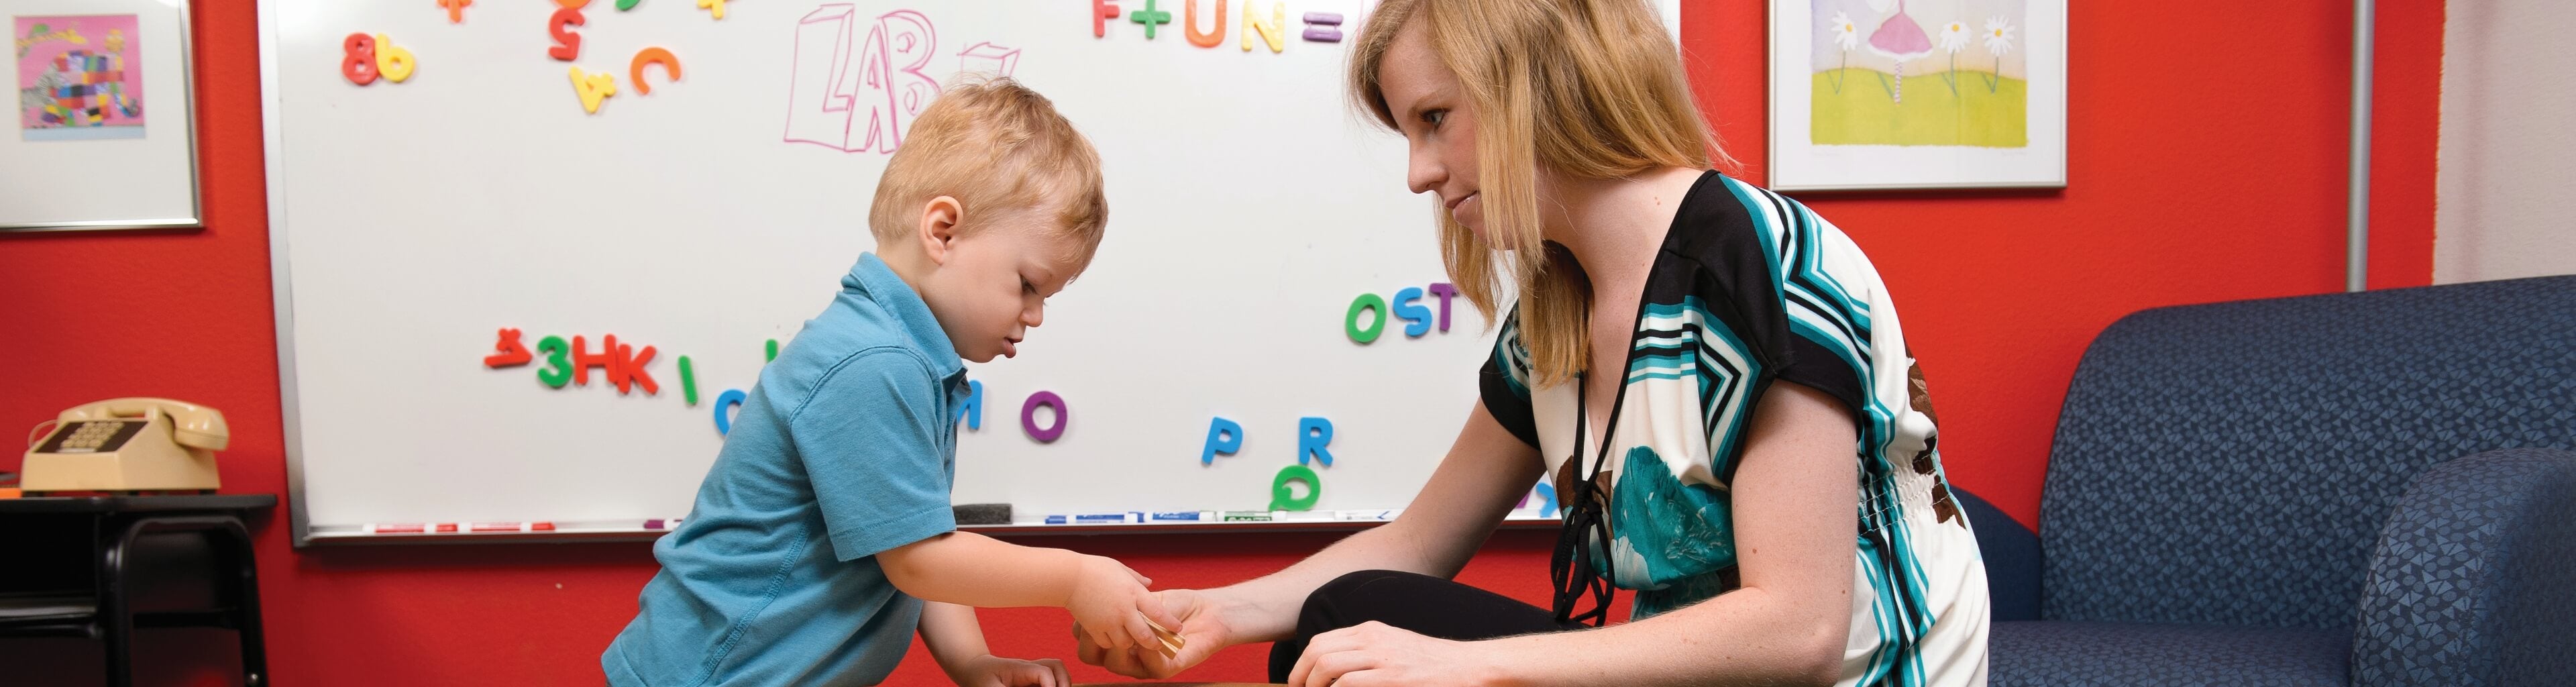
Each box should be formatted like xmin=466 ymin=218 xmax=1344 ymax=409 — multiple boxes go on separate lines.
xmin=1022 ymin=390 xmax=1067 ymax=443
xmin=1393 ymin=286 xmax=1432 ymax=337
xmin=1270 ymin=464 xmax=1321 ymax=511
xmin=956 ymin=379 xmax=984 ymax=430
xmin=713 ymin=389 xmax=746 ymax=435
xmin=1297 ymin=417 xmax=1334 ymax=467
xmin=1427 ymin=282 xmax=1458 ymax=332
xmin=1201 ymin=417 xmax=1243 ymax=465
xmin=1346 ymin=293 xmax=1387 ymax=344
xmin=1240 ymin=0 xmax=1285 ymax=52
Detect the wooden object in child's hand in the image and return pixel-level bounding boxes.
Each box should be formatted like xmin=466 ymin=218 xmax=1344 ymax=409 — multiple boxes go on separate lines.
xmin=1145 ymin=617 xmax=1186 ymax=657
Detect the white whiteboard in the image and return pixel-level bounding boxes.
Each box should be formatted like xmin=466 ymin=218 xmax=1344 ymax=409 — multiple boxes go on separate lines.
xmin=260 ymin=0 xmax=1677 ymax=543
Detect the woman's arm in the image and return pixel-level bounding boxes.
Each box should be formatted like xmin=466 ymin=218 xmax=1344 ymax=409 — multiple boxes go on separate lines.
xmin=1209 ymin=401 xmax=1546 ymax=641
xmin=1080 ymin=401 xmax=1544 ymax=677
xmin=1290 ymin=382 xmax=1860 ymax=687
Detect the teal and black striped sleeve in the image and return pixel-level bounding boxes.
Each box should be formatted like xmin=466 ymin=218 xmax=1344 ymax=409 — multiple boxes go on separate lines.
xmin=1477 ymin=308 xmax=1541 ymax=448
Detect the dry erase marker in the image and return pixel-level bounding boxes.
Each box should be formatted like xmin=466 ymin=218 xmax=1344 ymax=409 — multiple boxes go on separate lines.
xmin=362 ymin=523 xmax=462 ymax=533
xmin=645 ymin=518 xmax=686 ymax=530
xmin=1044 ymin=512 xmax=1144 ymax=524
xmin=1334 ymin=509 xmax=1401 ymax=521
xmin=1148 ymin=511 xmax=1212 ymax=521
xmin=374 ymin=523 xmax=462 ymax=533
xmin=1218 ymin=510 xmax=1282 ymax=521
xmin=466 ymin=521 xmax=557 ymax=533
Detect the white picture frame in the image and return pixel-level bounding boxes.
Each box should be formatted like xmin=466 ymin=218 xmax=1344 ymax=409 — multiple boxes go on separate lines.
xmin=1769 ymin=0 xmax=2065 ymax=191
xmin=3 ymin=0 xmax=199 ymax=231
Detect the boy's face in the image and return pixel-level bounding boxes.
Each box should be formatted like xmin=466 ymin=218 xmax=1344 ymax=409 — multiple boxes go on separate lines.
xmin=916 ymin=202 xmax=1092 ymax=364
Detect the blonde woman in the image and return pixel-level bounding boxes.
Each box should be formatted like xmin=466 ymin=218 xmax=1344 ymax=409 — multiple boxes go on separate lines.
xmin=1079 ymin=1 xmax=1989 ymax=684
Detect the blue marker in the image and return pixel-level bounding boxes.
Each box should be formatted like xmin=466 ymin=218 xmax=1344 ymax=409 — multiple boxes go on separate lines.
xmin=1149 ymin=511 xmax=1211 ymax=521
xmin=1044 ymin=512 xmax=1144 ymax=524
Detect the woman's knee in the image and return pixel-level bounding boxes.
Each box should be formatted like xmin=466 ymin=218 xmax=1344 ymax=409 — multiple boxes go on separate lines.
xmin=1301 ymin=570 xmax=1429 ymax=621
xmin=1317 ymin=570 xmax=1424 ymax=600
xmin=1274 ymin=570 xmax=1428 ymax=682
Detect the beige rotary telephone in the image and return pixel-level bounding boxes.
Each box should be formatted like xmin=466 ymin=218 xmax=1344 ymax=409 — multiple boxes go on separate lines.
xmin=21 ymin=398 xmax=227 ymax=493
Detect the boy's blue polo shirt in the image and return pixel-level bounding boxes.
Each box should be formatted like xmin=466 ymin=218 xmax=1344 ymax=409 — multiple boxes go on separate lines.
xmin=605 ymin=253 xmax=969 ymax=687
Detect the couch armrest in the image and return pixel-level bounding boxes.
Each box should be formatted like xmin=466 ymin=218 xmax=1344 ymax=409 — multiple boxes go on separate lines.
xmin=2352 ymin=448 xmax=2576 ymax=687
xmin=1951 ymin=487 xmax=2042 ymax=622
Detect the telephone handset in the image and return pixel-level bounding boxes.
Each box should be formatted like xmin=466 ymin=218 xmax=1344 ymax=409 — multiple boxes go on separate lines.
xmin=22 ymin=398 xmax=227 ymax=492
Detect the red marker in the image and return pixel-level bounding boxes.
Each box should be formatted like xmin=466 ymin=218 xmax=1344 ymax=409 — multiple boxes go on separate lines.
xmin=466 ymin=521 xmax=557 ymax=533
xmin=362 ymin=523 xmax=468 ymax=533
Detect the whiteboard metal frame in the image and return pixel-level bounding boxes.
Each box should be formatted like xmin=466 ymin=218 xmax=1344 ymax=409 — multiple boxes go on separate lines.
xmin=256 ymin=0 xmax=321 ymax=547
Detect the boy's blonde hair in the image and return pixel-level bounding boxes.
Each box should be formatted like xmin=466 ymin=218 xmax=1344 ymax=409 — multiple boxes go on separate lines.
xmin=869 ymin=77 xmax=1108 ymax=258
xmin=1350 ymin=0 xmax=1727 ymax=387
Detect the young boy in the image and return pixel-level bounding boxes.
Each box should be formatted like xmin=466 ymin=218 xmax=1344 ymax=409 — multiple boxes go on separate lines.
xmin=604 ymin=78 xmax=1175 ymax=687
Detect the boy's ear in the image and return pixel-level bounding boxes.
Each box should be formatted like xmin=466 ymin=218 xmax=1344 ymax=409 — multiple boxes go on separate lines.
xmin=916 ymin=195 xmax=965 ymax=266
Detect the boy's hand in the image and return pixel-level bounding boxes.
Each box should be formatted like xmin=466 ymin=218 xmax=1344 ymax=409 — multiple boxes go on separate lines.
xmin=1064 ymin=554 xmax=1182 ymax=653
xmin=948 ymin=653 xmax=1070 ymax=687
xmin=1075 ymin=587 xmax=1234 ymax=679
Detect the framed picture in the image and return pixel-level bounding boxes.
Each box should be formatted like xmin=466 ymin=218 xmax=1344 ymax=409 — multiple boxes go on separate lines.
xmin=3 ymin=0 xmax=199 ymax=231
xmin=1770 ymin=0 xmax=2065 ymax=191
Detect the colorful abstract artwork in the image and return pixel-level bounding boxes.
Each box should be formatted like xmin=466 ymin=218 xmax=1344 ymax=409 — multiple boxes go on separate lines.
xmin=1811 ymin=0 xmax=2025 ymax=148
xmin=17 ymin=14 xmax=146 ymax=142
xmin=1769 ymin=0 xmax=2065 ymax=190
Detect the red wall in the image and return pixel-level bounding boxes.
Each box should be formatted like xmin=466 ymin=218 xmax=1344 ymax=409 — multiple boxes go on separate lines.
xmin=0 ymin=1 xmax=2439 ymax=685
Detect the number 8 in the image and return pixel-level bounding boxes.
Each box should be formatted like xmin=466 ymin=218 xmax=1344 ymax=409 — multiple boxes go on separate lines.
xmin=341 ymin=33 xmax=378 ymax=85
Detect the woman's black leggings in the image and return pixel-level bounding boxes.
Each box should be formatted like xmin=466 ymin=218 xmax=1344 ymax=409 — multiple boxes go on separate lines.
xmin=1266 ymin=570 xmax=1586 ymax=682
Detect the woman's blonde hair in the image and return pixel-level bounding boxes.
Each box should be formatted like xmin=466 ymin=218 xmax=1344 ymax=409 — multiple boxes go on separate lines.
xmin=1350 ymin=0 xmax=1726 ymax=387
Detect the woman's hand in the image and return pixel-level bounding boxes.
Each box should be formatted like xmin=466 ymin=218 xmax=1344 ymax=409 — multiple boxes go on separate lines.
xmin=1075 ymin=588 xmax=1236 ymax=679
xmin=1286 ymin=621 xmax=1507 ymax=687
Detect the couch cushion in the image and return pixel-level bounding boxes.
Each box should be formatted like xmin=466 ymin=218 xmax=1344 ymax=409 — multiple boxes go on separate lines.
xmin=1990 ymin=621 xmax=2349 ymax=687
xmin=2040 ymin=276 xmax=2576 ymax=628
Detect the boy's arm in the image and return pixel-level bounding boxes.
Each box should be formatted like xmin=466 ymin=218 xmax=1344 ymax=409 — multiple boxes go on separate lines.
xmin=881 ymin=531 xmax=1179 ymax=653
xmin=919 ymin=601 xmax=993 ymax=679
xmin=920 ymin=602 xmax=1074 ymax=687
xmin=786 ymin=354 xmax=1173 ymax=651
xmin=881 ymin=531 xmax=1085 ymax=607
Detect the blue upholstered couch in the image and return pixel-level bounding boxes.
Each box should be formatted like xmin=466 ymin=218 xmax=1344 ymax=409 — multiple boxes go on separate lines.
xmin=1958 ymin=276 xmax=2576 ymax=686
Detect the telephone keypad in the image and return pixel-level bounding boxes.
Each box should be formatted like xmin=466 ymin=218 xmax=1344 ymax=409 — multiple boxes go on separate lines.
xmin=35 ymin=421 xmax=148 ymax=454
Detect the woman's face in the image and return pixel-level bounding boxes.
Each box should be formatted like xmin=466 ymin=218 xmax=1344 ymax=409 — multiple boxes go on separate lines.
xmin=1377 ymin=20 xmax=1495 ymax=246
